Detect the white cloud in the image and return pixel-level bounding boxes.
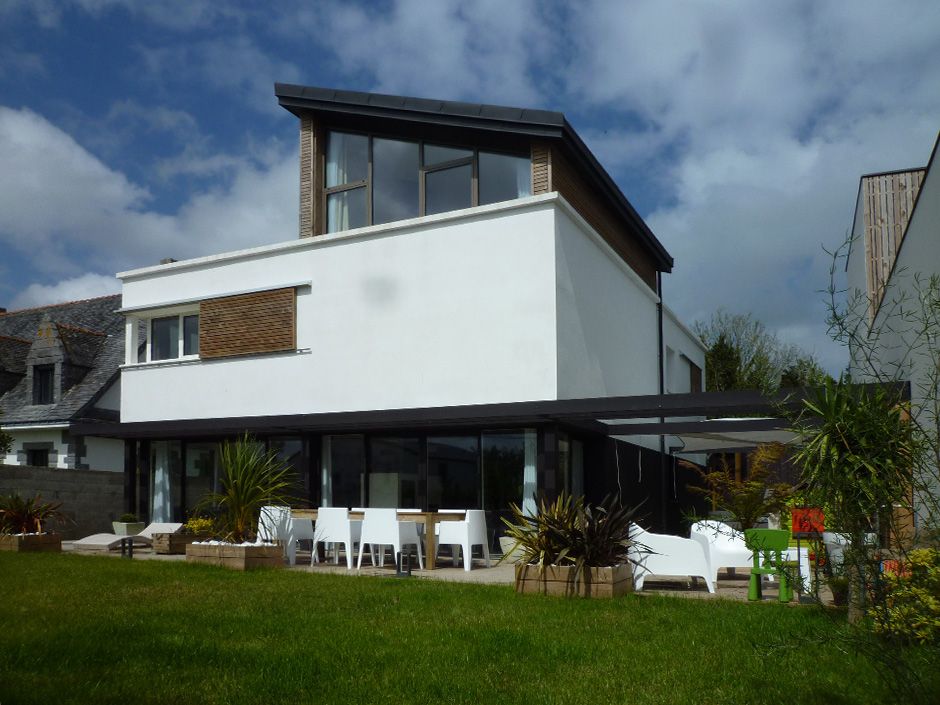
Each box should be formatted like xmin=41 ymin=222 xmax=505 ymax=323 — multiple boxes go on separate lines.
xmin=0 ymin=106 xmax=298 ymax=301
xmin=136 ymin=37 xmax=302 ymax=115
xmin=10 ymin=273 xmax=120 ymax=310
xmin=299 ymin=0 xmax=548 ymax=106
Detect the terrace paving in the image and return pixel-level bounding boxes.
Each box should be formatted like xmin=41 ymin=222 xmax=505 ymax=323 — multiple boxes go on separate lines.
xmin=63 ymin=541 xmax=833 ymax=603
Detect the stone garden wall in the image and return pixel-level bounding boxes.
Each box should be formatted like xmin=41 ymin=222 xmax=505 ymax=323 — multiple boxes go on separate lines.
xmin=0 ymin=464 xmax=124 ymax=538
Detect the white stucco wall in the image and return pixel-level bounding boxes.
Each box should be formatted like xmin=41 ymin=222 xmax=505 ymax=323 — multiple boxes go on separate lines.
xmin=84 ymin=436 xmax=124 ymax=472
xmin=121 ymin=197 xmax=560 ymax=422
xmin=1 ymin=427 xmax=123 ymax=471
xmin=93 ymin=378 xmax=121 ymax=412
xmin=869 ymin=150 xmax=940 ymax=528
xmin=2 ymin=428 xmax=69 ymax=468
xmin=554 ymin=205 xmax=660 ymax=399
xmin=662 ymin=305 xmax=706 ymax=395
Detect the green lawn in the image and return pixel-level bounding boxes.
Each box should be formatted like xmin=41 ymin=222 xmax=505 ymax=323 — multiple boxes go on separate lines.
xmin=0 ymin=553 xmax=935 ymax=705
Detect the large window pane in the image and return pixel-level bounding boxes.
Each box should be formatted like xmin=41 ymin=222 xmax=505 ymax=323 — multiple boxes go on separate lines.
xmin=425 ymin=164 xmax=472 ymax=215
xmin=369 ymin=436 xmax=420 ymax=508
xmin=483 ymin=429 xmax=537 ymax=541
xmin=270 ymin=436 xmax=307 ymax=505
xmin=479 ymin=152 xmax=531 ymax=205
xmin=424 ymin=144 xmax=472 ymax=166
xmin=185 ymin=443 xmax=217 ymax=515
xmin=373 ymin=138 xmax=419 ymax=225
xmin=327 ymin=187 xmax=367 ymax=233
xmin=427 ymin=436 xmax=480 ymax=511
xmin=326 ymin=132 xmax=367 ymax=187
xmin=183 ymin=315 xmax=199 ymax=356
xmin=151 ymin=440 xmax=181 ymax=522
xmin=322 ymin=435 xmax=366 ymax=508
xmin=151 ymin=316 xmax=179 ymax=361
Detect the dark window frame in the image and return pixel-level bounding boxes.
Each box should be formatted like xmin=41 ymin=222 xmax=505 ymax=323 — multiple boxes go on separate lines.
xmin=32 ymin=364 xmax=55 ymax=405
xmin=26 ymin=448 xmax=50 ymax=467
xmin=324 ymin=129 xmax=528 ymax=233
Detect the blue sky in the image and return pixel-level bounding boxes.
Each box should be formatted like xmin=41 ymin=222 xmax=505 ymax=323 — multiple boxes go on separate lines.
xmin=1 ymin=1 xmax=939 ymax=373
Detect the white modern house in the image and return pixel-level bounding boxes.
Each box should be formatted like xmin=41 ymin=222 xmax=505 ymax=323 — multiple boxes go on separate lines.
xmin=845 ymin=132 xmax=940 ymax=535
xmin=76 ymin=85 xmax=707 ymax=536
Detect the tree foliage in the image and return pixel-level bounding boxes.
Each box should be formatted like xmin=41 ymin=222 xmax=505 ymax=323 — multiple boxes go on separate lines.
xmin=691 ymin=443 xmax=794 ymax=529
xmin=694 ymin=309 xmax=829 ymax=394
xmin=195 ymin=435 xmax=297 ymax=543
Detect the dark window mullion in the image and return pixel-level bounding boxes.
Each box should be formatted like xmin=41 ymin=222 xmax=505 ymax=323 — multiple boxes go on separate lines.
xmin=324 ymin=180 xmax=367 ymax=195
xmin=367 ymin=136 xmax=373 ymax=226
xmin=422 ymin=156 xmax=473 ymax=173
xmin=472 ymin=149 xmax=479 ymax=207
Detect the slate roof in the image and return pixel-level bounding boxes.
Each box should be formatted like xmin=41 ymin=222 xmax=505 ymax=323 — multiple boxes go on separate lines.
xmin=0 ymin=295 xmax=123 ymax=425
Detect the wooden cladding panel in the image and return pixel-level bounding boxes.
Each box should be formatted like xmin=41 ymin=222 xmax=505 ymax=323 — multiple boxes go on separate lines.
xmin=199 ymin=288 xmax=296 ymax=359
xmin=550 ymin=146 xmax=658 ymax=290
xmin=862 ymin=169 xmax=925 ymax=320
xmin=299 ymin=115 xmax=315 ymax=238
xmin=531 ymin=142 xmax=551 ymax=194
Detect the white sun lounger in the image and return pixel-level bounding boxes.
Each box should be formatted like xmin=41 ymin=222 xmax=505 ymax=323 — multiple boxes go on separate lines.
xmin=71 ymin=522 xmax=183 ymax=551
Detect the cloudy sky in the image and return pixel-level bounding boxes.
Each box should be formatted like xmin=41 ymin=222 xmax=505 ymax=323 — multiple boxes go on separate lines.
xmin=1 ymin=1 xmax=938 ymax=372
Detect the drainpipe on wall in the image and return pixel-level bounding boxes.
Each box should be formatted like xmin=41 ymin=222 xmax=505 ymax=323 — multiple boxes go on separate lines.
xmin=657 ymin=272 xmax=668 ymax=531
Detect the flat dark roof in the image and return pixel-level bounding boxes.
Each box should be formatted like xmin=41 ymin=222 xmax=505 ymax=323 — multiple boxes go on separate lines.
xmin=275 ymin=83 xmax=674 ymax=272
xmin=73 ymin=385 xmax=907 ymax=440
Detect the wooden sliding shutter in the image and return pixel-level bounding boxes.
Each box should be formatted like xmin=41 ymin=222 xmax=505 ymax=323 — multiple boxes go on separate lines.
xmin=199 ymin=288 xmax=296 ymax=359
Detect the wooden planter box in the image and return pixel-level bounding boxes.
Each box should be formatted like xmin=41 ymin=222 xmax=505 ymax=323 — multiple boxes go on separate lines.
xmin=515 ymin=563 xmax=633 ymax=598
xmin=0 ymin=533 xmax=62 ymax=553
xmin=185 ymin=543 xmax=283 ymax=571
xmin=153 ymin=532 xmax=212 ymax=555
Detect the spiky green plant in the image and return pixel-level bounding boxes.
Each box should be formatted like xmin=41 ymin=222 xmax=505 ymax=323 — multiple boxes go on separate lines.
xmin=195 ymin=435 xmax=297 ymax=543
xmin=501 ymin=492 xmax=642 ymax=584
xmin=0 ymin=493 xmax=65 ymax=534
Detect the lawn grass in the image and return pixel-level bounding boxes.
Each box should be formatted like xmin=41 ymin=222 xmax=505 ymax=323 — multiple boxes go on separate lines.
xmin=0 ymin=553 xmax=936 ymax=704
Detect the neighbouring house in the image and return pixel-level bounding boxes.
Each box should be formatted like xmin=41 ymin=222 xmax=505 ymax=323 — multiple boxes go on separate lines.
xmin=0 ymin=295 xmax=125 ymax=471
xmin=845 ymin=131 xmax=940 ymax=536
xmin=74 ymin=85 xmax=709 ymax=537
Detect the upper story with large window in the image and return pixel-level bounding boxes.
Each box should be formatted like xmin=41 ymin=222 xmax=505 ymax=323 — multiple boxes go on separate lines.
xmin=276 ymin=84 xmax=673 ymax=292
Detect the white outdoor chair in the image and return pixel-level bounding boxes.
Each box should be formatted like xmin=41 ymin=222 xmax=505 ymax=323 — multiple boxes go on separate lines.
xmin=628 ymin=525 xmax=715 ymax=593
xmin=357 ymin=508 xmax=424 ymax=570
xmin=313 ymin=507 xmax=365 ymax=570
xmin=436 ymin=509 xmax=490 ymax=571
xmin=690 ymin=520 xmax=754 ymax=583
xmin=257 ymin=505 xmax=293 ymax=564
xmin=287 ymin=517 xmax=317 ymax=566
xmin=71 ymin=522 xmax=183 ymax=550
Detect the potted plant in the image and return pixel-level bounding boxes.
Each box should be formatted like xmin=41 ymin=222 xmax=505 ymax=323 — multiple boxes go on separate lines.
xmin=153 ymin=516 xmax=216 ymax=555
xmin=112 ymin=512 xmax=145 ymax=536
xmin=185 ymin=434 xmax=297 ymax=570
xmin=503 ymin=492 xmax=641 ymax=598
xmin=0 ymin=493 xmax=65 ymax=552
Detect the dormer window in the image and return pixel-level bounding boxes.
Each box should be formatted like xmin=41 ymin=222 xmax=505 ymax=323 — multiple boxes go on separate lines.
xmin=325 ymin=130 xmax=531 ymax=234
xmin=32 ymin=364 xmax=54 ymax=405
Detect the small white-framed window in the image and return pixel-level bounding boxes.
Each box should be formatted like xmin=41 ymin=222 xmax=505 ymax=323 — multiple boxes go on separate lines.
xmin=147 ymin=312 xmax=199 ymax=362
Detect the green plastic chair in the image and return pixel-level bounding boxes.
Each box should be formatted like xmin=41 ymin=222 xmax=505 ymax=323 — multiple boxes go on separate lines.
xmin=744 ymin=529 xmax=793 ymax=602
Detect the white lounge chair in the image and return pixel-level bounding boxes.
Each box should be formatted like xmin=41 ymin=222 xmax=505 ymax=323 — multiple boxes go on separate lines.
xmin=313 ymin=507 xmax=364 ymax=570
xmin=629 ymin=525 xmax=715 ymax=593
xmin=690 ymin=520 xmax=754 ymax=583
xmin=357 ymin=508 xmax=424 ymax=570
xmin=436 ymin=509 xmax=490 ymax=571
xmin=72 ymin=522 xmax=183 ymax=551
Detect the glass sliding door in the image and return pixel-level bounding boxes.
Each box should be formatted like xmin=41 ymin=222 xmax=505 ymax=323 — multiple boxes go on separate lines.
xmin=269 ymin=436 xmax=307 ymax=506
xmin=427 ymin=436 xmax=479 ymax=511
xmin=321 ymin=435 xmax=366 ymax=509
xmin=369 ymin=436 xmax=420 ymax=508
xmin=151 ymin=440 xmax=181 ymax=523
xmin=482 ymin=429 xmax=537 ymax=541
xmin=184 ymin=442 xmax=218 ymax=516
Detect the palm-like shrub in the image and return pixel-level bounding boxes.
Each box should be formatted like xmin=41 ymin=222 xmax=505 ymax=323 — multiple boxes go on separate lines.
xmin=0 ymin=493 xmax=65 ymax=534
xmin=501 ymin=492 xmax=642 ymax=581
xmin=196 ymin=435 xmax=297 ymax=543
